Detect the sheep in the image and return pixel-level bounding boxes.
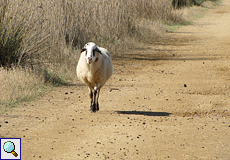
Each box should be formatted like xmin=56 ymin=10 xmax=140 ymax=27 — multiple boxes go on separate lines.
xmin=76 ymin=42 xmax=113 ymax=112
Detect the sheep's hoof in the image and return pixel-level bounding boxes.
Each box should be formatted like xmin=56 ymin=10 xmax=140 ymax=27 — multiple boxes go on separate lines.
xmin=90 ymin=103 xmax=97 ymax=113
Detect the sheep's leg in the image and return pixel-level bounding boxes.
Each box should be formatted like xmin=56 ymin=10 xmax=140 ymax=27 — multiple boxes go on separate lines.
xmin=91 ymin=84 xmax=100 ymax=112
xmin=96 ymin=89 xmax=100 ymax=111
xmin=89 ymin=86 xmax=98 ymax=113
xmin=91 ymin=89 xmax=97 ymax=112
xmin=89 ymin=88 xmax=95 ymax=113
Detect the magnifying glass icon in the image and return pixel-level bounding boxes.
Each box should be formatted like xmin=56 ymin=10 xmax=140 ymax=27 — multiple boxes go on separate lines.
xmin=3 ymin=141 xmax=18 ymax=157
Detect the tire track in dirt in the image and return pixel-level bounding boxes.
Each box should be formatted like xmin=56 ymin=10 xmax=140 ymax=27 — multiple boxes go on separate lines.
xmin=1 ymin=1 xmax=230 ymax=159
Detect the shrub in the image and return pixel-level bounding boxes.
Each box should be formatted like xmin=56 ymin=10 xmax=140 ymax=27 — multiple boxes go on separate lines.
xmin=0 ymin=0 xmax=49 ymax=68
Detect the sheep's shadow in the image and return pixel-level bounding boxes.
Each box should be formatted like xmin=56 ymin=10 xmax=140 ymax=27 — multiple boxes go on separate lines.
xmin=115 ymin=111 xmax=171 ymax=117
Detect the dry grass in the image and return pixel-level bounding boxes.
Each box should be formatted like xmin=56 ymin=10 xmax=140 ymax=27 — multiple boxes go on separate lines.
xmin=0 ymin=0 xmax=49 ymax=67
xmin=0 ymin=0 xmax=208 ymax=112
xmin=0 ymin=67 xmax=45 ymax=113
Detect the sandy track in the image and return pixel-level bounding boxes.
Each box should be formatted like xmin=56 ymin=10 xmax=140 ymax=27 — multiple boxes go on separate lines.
xmin=1 ymin=1 xmax=230 ymax=159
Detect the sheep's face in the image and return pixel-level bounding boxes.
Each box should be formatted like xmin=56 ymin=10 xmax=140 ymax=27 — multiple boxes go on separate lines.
xmin=81 ymin=42 xmax=102 ymax=64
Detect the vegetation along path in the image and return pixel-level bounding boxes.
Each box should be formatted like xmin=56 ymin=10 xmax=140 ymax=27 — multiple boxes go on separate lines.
xmin=1 ymin=1 xmax=230 ymax=159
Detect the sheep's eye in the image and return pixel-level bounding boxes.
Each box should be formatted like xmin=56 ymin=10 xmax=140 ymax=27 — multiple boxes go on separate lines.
xmin=93 ymin=51 xmax=95 ymax=57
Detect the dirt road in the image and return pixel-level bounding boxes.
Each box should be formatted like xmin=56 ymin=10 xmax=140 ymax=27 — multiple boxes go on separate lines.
xmin=1 ymin=1 xmax=230 ymax=159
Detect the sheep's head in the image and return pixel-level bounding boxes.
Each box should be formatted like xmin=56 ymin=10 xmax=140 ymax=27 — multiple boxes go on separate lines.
xmin=80 ymin=42 xmax=102 ymax=64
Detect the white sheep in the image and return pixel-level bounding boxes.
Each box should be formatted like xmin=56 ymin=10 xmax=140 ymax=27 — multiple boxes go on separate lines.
xmin=76 ymin=42 xmax=113 ymax=112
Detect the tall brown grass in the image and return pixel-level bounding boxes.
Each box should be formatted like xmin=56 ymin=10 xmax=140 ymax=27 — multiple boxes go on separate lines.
xmin=0 ymin=0 xmax=206 ymax=112
xmin=1 ymin=0 xmax=189 ymax=67
xmin=0 ymin=67 xmax=45 ymax=113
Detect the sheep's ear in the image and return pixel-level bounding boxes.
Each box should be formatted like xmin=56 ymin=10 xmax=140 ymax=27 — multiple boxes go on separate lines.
xmin=94 ymin=47 xmax=102 ymax=55
xmin=80 ymin=48 xmax=86 ymax=53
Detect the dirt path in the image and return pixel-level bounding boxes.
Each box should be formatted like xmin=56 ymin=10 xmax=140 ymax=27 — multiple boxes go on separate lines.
xmin=1 ymin=1 xmax=230 ymax=159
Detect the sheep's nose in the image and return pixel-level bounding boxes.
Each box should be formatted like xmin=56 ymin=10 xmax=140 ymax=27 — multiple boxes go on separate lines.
xmin=87 ymin=57 xmax=92 ymax=64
